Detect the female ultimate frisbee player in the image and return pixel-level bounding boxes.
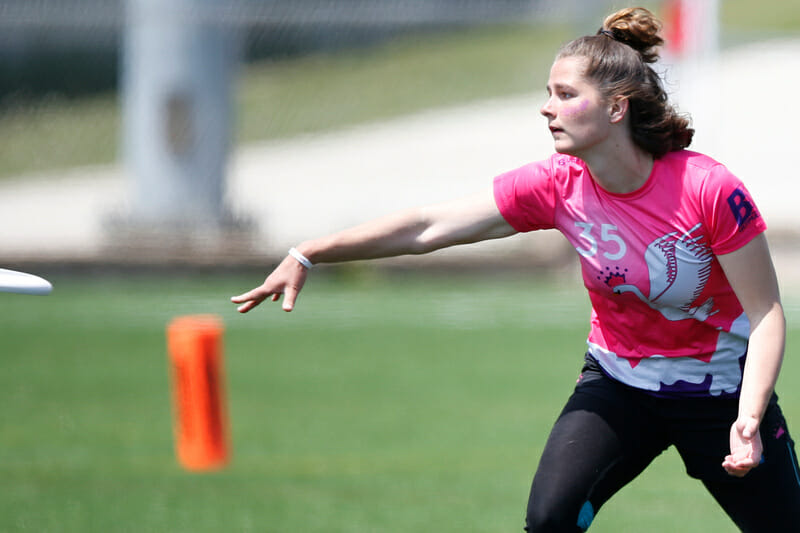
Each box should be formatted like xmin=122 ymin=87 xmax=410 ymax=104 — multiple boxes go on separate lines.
xmin=232 ymin=7 xmax=800 ymax=531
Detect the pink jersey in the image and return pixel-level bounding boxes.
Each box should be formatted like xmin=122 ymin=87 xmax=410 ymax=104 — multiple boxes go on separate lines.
xmin=494 ymin=150 xmax=766 ymax=398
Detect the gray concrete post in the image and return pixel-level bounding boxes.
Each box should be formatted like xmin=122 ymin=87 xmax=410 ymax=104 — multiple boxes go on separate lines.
xmin=122 ymin=0 xmax=237 ymax=227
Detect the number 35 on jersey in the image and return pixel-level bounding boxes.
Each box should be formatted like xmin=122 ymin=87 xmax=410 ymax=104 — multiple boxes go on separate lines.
xmin=574 ymin=222 xmax=627 ymax=261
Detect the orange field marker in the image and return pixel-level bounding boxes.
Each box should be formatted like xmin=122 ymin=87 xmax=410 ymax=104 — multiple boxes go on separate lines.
xmin=166 ymin=315 xmax=230 ymax=471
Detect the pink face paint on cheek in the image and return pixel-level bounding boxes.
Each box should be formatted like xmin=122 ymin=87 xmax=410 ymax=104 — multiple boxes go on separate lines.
xmin=562 ymin=99 xmax=590 ymax=117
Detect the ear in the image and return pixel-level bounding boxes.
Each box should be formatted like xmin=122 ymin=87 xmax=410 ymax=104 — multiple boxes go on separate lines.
xmin=608 ymin=96 xmax=629 ymax=124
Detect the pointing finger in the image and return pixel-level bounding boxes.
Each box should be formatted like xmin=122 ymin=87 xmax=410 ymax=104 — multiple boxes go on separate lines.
xmin=231 ymin=290 xmax=261 ymax=304
xmin=282 ymin=285 xmax=300 ymax=312
xmin=231 ymin=288 xmax=270 ymax=312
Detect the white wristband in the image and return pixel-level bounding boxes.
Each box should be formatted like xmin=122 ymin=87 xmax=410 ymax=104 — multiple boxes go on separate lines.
xmin=288 ymin=247 xmax=313 ymax=269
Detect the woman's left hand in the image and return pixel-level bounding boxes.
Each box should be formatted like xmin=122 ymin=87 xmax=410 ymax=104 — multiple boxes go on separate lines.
xmin=722 ymin=417 xmax=763 ymax=477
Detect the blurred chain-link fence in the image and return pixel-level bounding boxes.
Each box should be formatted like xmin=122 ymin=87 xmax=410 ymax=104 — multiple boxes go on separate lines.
xmin=4 ymin=0 xmax=799 ymax=272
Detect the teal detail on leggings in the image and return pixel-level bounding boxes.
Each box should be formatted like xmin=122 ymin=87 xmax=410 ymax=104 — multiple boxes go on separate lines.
xmin=577 ymin=501 xmax=594 ymax=531
xmin=788 ymin=442 xmax=800 ymax=487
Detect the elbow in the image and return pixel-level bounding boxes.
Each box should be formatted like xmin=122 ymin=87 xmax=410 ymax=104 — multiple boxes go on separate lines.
xmin=770 ymin=302 xmax=786 ymax=331
xmin=747 ymin=302 xmax=786 ymax=345
xmin=411 ymin=225 xmax=461 ymax=255
xmin=407 ymin=214 xmax=447 ymax=255
xmin=408 ymin=235 xmax=442 ymax=255
xmin=748 ymin=301 xmax=785 ymax=328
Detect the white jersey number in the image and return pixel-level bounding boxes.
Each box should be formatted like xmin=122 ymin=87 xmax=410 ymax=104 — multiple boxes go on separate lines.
xmin=574 ymin=222 xmax=627 ymax=260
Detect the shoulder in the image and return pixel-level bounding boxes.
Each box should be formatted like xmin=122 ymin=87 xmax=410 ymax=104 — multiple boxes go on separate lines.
xmin=660 ymin=149 xmax=725 ymax=174
xmin=493 ymin=154 xmax=589 ymax=203
xmin=660 ymin=151 xmax=765 ymax=245
xmin=658 ymin=150 xmax=741 ymax=191
xmin=492 ymin=154 xmax=582 ymax=231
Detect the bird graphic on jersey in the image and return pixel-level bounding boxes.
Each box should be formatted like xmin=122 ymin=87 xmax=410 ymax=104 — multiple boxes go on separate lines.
xmin=612 ymin=223 xmax=717 ymax=322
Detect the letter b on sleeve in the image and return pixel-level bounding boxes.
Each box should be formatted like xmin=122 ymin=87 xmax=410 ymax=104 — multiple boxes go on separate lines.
xmin=727 ymin=188 xmax=756 ymax=229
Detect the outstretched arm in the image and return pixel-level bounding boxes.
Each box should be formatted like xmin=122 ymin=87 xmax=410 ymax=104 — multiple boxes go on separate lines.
xmin=231 ymin=187 xmax=517 ymax=312
xmin=717 ymin=233 xmax=786 ymax=477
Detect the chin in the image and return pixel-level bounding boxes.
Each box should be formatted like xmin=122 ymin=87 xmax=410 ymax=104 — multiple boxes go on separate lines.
xmin=552 ymin=140 xmax=589 ymax=160
xmin=553 ymin=144 xmax=577 ymax=157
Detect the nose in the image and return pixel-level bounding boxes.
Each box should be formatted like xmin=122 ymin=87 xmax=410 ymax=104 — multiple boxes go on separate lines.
xmin=540 ymin=96 xmax=555 ymax=119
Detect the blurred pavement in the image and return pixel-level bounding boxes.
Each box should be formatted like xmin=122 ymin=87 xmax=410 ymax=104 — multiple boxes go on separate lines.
xmin=2 ymin=38 xmax=800 ymax=283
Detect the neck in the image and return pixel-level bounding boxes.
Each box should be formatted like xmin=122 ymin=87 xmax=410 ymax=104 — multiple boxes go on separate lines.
xmin=581 ymin=142 xmax=654 ymax=194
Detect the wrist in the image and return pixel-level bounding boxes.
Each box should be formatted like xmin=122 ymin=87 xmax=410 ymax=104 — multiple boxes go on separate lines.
xmin=734 ymin=415 xmax=761 ymax=439
xmin=737 ymin=397 xmax=768 ymax=427
xmin=288 ymin=247 xmax=313 ymax=269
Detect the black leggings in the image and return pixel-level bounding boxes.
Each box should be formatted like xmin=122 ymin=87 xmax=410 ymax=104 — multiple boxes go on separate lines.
xmin=525 ymin=357 xmax=800 ymax=532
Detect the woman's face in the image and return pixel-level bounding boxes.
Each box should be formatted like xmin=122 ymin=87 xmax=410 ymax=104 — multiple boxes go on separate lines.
xmin=541 ymin=56 xmax=613 ymax=159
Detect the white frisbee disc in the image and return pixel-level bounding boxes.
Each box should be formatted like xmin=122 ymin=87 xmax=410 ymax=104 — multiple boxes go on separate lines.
xmin=0 ymin=268 xmax=53 ymax=295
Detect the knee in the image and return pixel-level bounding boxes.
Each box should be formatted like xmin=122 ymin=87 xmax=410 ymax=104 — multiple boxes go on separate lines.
xmin=525 ymin=499 xmax=594 ymax=533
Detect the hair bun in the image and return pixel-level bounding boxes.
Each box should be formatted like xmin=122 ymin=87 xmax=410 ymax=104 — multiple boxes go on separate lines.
xmin=600 ymin=7 xmax=664 ymax=63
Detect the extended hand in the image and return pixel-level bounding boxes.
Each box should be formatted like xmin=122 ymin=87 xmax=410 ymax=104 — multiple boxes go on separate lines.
xmin=722 ymin=417 xmax=763 ymax=477
xmin=230 ymin=256 xmax=309 ymax=313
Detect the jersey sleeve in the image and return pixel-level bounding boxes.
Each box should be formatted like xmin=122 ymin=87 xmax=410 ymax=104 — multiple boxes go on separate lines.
xmin=702 ymin=164 xmax=767 ymax=255
xmin=492 ymin=157 xmax=558 ymax=232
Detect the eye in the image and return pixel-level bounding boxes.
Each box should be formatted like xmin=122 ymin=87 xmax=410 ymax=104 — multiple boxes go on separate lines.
xmin=559 ymin=91 xmax=575 ymax=99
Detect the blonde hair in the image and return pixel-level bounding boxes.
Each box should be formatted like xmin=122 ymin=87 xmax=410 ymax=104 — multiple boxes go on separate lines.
xmin=558 ymin=7 xmax=693 ymax=158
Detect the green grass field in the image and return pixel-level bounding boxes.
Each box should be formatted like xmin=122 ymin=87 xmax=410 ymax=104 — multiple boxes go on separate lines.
xmin=2 ymin=4 xmax=800 ymax=531
xmin=3 ymin=273 xmax=800 ymax=532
